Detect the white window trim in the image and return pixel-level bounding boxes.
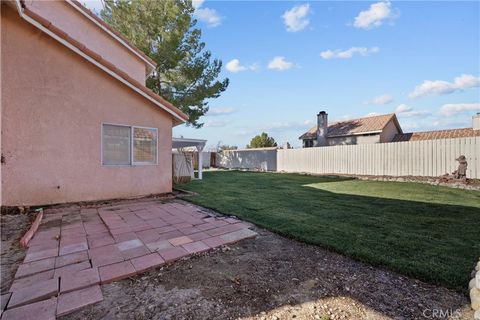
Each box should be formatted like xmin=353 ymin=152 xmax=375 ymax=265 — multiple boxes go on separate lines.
xmin=101 ymin=123 xmax=158 ymax=166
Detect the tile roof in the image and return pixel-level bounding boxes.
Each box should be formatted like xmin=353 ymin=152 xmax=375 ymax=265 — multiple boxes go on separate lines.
xmin=299 ymin=113 xmax=397 ymax=140
xmin=392 ymin=128 xmax=480 ymax=142
xmin=22 ymin=7 xmax=188 ymax=123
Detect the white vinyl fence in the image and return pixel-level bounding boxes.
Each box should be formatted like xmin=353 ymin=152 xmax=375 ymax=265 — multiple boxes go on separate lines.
xmin=217 ymin=148 xmax=277 ymax=171
xmin=277 ymin=137 xmax=480 ymax=179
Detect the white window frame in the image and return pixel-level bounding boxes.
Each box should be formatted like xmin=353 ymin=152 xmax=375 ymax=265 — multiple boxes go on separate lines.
xmin=101 ymin=123 xmax=158 ymax=166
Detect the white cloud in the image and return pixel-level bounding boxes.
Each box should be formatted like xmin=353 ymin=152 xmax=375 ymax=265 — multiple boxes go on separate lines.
xmin=225 ymin=59 xmax=258 ymax=73
xmin=395 ymin=104 xmax=430 ymax=118
xmin=233 ymin=129 xmax=255 ymax=137
xmin=282 ymin=4 xmax=310 ymax=32
xmin=192 ymin=0 xmax=204 ymax=9
xmin=207 ymin=107 xmax=236 ymax=116
xmin=401 ymin=122 xmax=420 ymax=130
xmin=409 ymin=74 xmax=480 ymax=98
xmin=193 ymin=1 xmax=222 ymax=27
xmin=333 ymin=114 xmax=355 ymax=122
xmin=395 ymin=104 xmax=412 ymax=113
xmin=439 ymin=103 xmax=480 ymax=116
xmin=264 ymin=120 xmax=313 ymax=132
xmin=320 ymin=47 xmax=379 ymax=59
xmin=205 ymin=120 xmax=228 ymax=127
xmin=372 ymin=94 xmax=393 ymax=105
xmin=398 ymin=110 xmax=431 ymax=118
xmin=226 ymin=59 xmax=246 ymax=73
xmin=83 ymin=0 xmax=103 ymax=14
xmin=195 ymin=8 xmax=221 ymax=27
xmin=353 ymin=1 xmax=395 ymax=29
xmin=267 ymin=56 xmax=294 ymax=71
xmin=400 ymin=117 xmax=471 ymax=132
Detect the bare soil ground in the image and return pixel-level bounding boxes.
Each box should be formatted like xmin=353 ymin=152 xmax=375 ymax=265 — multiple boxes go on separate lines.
xmin=0 ymin=212 xmax=33 ymax=294
xmin=1 ymin=205 xmax=474 ymax=320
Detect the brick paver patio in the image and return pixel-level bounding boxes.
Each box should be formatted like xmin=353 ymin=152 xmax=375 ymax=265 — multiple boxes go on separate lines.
xmin=1 ymin=200 xmax=257 ymax=319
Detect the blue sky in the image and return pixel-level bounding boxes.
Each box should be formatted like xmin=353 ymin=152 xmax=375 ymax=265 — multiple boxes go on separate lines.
xmin=84 ymin=1 xmax=480 ymax=149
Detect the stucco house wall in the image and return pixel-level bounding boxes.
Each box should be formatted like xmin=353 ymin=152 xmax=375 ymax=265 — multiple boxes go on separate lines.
xmin=380 ymin=120 xmax=401 ymax=143
xmin=1 ymin=5 xmax=174 ymax=206
xmin=24 ymin=0 xmax=149 ymax=84
xmin=326 ymin=134 xmax=380 ymax=146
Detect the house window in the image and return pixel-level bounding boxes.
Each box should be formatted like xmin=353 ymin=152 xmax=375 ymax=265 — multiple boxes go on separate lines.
xmin=102 ymin=124 xmax=157 ymax=165
xmin=133 ymin=127 xmax=157 ymax=164
xmin=304 ymin=139 xmax=314 ymax=148
xmin=102 ymin=124 xmax=131 ymax=165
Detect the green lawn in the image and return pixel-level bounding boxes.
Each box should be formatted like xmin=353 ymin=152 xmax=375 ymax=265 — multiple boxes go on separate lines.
xmin=178 ymin=170 xmax=480 ymax=293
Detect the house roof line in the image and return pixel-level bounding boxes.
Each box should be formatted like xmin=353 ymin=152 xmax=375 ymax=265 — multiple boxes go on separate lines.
xmin=17 ymin=3 xmax=188 ymax=125
xmin=66 ymin=0 xmax=157 ymax=74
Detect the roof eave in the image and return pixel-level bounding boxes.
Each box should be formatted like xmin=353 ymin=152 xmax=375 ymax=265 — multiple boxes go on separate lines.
xmin=390 ymin=114 xmax=403 ymax=134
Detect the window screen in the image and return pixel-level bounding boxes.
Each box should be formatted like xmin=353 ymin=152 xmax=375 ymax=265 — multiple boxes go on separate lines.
xmin=102 ymin=125 xmax=131 ymax=165
xmin=133 ymin=127 xmax=157 ymax=164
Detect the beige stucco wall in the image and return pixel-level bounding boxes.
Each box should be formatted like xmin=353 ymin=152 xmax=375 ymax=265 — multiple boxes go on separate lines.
xmin=25 ymin=0 xmax=147 ymax=84
xmin=326 ymin=134 xmax=380 ymax=146
xmin=1 ymin=5 xmax=173 ymax=206
xmin=380 ymin=120 xmax=401 ymax=143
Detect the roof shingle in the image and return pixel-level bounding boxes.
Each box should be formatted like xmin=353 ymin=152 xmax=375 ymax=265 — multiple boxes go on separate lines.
xmin=392 ymin=128 xmax=480 ymax=142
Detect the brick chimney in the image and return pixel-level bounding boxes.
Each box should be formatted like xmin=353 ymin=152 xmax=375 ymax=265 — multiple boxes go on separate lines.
xmin=315 ymin=111 xmax=328 ymax=146
xmin=473 ymin=113 xmax=480 ymax=130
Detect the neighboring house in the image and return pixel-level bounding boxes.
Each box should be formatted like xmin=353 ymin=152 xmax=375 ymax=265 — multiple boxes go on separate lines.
xmin=1 ymin=1 xmax=188 ymax=206
xmin=392 ymin=114 xmax=480 ymax=141
xmin=299 ymin=111 xmax=402 ymax=148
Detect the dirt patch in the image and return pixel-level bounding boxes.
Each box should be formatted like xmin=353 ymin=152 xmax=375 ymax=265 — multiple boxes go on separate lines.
xmin=61 ymin=229 xmax=472 ymax=319
xmin=1 ymin=212 xmax=34 ymax=294
xmin=1 ymin=203 xmax=473 ymax=319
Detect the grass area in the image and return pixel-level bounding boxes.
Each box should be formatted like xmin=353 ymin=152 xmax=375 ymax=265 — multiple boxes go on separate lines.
xmin=178 ymin=170 xmax=480 ymax=293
